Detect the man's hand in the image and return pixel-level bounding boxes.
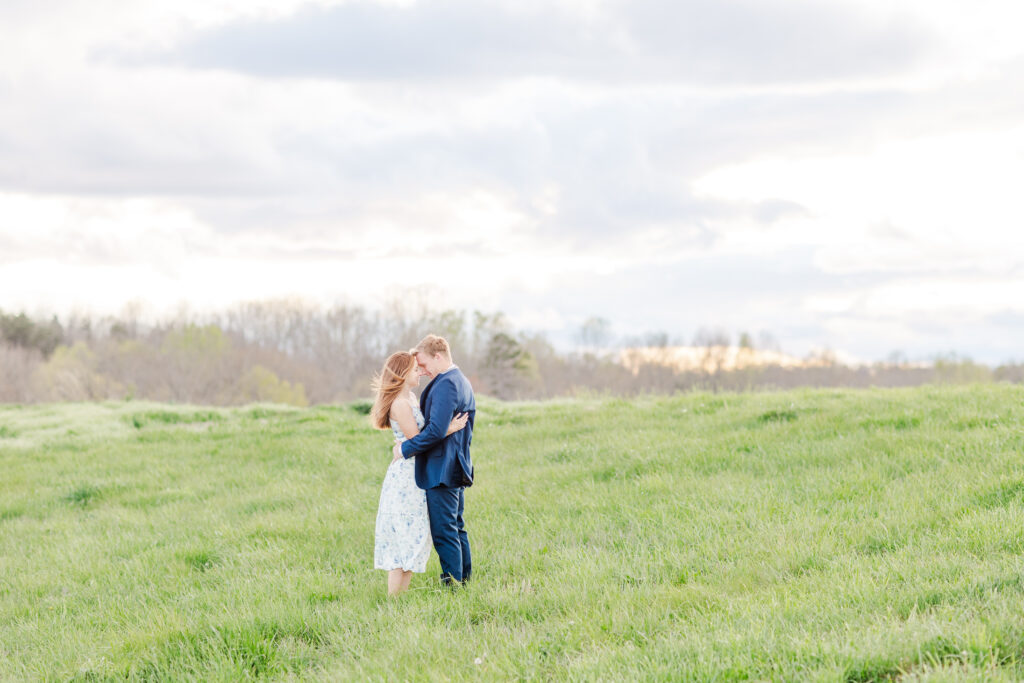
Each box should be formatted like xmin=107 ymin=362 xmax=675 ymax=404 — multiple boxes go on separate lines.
xmin=392 ymin=441 xmax=403 ymax=462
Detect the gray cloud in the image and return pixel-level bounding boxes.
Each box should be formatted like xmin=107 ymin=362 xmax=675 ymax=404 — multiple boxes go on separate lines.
xmin=120 ymin=0 xmax=933 ymax=85
xmin=8 ymin=63 xmax=1016 ymax=206
xmin=0 ymin=75 xmax=820 ymax=246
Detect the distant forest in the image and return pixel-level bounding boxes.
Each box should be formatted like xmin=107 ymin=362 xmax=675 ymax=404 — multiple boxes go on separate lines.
xmin=1 ymin=301 xmax=1020 ymax=405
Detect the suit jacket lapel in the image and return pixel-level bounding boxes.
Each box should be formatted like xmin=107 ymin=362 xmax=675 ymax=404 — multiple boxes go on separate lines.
xmin=419 ymin=375 xmax=436 ymax=412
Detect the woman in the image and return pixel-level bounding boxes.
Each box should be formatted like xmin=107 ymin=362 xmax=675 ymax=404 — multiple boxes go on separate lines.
xmin=370 ymin=351 xmax=468 ymax=596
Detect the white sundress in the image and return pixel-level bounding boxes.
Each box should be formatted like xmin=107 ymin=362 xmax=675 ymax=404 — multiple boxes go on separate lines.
xmin=374 ymin=396 xmax=432 ymax=573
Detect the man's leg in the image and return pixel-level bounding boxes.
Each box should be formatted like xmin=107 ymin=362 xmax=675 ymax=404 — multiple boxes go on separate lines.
xmin=456 ymin=487 xmax=471 ymax=581
xmin=425 ymin=486 xmax=463 ymax=583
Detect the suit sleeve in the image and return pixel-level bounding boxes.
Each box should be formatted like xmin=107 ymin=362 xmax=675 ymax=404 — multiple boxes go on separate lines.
xmin=401 ymin=379 xmax=455 ymax=458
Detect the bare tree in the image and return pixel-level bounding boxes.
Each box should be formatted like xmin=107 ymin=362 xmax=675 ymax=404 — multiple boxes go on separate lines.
xmin=693 ymin=327 xmax=731 ymax=376
xmin=576 ymin=317 xmax=612 ymax=350
xmin=0 ymin=302 xmax=1018 ymax=405
xmin=0 ymin=344 xmax=42 ymax=401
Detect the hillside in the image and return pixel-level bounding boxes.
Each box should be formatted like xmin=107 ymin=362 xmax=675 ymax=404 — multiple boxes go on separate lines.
xmin=2 ymin=385 xmax=1023 ymax=680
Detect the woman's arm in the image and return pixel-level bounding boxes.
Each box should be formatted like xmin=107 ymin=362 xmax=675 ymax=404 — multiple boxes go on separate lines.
xmin=390 ymin=398 xmax=420 ymax=440
xmin=447 ymin=412 xmax=469 ymax=435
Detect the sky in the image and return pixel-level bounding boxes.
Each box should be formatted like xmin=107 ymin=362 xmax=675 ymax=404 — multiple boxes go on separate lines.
xmin=1 ymin=0 xmax=1022 ymax=363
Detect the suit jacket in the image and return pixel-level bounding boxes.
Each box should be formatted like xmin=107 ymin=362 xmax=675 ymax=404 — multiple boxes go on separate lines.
xmin=400 ymin=366 xmax=475 ymax=489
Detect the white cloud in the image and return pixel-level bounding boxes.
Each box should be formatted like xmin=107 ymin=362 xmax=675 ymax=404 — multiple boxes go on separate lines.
xmin=0 ymin=188 xmax=630 ymax=318
xmin=693 ymin=124 xmax=1024 ymax=273
xmin=806 ymin=276 xmax=1024 ymax=320
xmin=0 ymin=193 xmax=213 ymax=269
xmin=833 ymin=0 xmax=1024 ymax=76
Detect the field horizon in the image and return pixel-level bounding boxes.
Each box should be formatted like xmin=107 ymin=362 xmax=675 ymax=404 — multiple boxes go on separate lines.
xmin=2 ymin=384 xmax=1024 ymax=681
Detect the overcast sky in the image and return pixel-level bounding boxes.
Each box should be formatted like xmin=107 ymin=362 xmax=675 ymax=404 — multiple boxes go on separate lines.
xmin=1 ymin=0 xmax=1022 ymax=362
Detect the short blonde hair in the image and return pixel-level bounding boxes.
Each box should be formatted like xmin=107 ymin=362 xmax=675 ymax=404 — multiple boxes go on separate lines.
xmin=415 ymin=334 xmax=451 ymax=358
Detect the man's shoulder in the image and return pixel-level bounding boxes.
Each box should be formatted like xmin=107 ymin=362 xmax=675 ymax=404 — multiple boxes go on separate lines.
xmin=424 ymin=372 xmax=455 ymax=398
xmin=429 ymin=367 xmax=472 ymax=389
xmin=449 ymin=367 xmax=474 ymax=390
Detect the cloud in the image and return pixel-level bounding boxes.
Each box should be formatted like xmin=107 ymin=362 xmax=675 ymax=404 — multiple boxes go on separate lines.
xmin=2 ymin=0 xmax=1024 ymax=363
xmin=693 ymin=123 xmax=1024 ymax=273
xmin=122 ymin=0 xmax=934 ymax=85
xmin=0 ymin=63 xmax=819 ymax=250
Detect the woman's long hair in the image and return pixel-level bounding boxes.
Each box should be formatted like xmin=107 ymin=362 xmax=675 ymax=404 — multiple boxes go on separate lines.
xmin=370 ymin=351 xmax=416 ymax=430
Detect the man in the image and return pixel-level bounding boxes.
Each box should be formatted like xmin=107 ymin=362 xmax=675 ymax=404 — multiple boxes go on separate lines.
xmin=393 ymin=334 xmax=475 ymax=585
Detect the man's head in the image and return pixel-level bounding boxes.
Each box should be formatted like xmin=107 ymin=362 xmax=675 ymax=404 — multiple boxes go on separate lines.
xmin=413 ymin=335 xmax=452 ymax=378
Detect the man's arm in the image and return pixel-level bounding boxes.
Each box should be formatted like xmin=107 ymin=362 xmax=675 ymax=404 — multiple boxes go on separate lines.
xmin=400 ymin=379 xmax=456 ymax=458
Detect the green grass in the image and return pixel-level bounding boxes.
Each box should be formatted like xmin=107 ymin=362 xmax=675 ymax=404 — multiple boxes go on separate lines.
xmin=1 ymin=385 xmax=1023 ymax=681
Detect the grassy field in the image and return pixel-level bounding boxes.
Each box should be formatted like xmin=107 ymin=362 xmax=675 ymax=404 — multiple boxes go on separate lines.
xmin=1 ymin=385 xmax=1024 ymax=681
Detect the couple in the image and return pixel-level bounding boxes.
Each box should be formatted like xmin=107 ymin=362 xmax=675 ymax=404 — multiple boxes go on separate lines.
xmin=370 ymin=335 xmax=475 ymax=595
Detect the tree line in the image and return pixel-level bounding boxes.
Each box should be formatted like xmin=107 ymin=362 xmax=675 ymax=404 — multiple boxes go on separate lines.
xmin=0 ymin=303 xmax=1020 ymax=405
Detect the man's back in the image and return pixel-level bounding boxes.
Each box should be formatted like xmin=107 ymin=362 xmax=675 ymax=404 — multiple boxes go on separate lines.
xmin=414 ymin=368 xmax=475 ymax=489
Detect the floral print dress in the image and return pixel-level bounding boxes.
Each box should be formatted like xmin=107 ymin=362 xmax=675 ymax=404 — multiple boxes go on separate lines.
xmin=374 ymin=395 xmax=432 ymax=573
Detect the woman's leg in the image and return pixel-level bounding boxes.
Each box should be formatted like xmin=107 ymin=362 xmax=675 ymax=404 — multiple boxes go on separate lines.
xmin=399 ymin=570 xmax=413 ymax=593
xmin=387 ymin=569 xmax=405 ymax=596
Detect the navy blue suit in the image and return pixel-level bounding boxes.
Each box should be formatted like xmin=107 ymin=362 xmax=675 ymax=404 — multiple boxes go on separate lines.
xmin=400 ymin=366 xmax=475 ymax=582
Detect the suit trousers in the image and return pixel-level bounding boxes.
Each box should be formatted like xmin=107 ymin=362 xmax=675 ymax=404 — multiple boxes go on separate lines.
xmin=424 ymin=485 xmax=471 ymax=583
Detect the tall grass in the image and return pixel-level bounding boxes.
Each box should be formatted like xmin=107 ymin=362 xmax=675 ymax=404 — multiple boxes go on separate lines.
xmin=1 ymin=385 xmax=1023 ymax=681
